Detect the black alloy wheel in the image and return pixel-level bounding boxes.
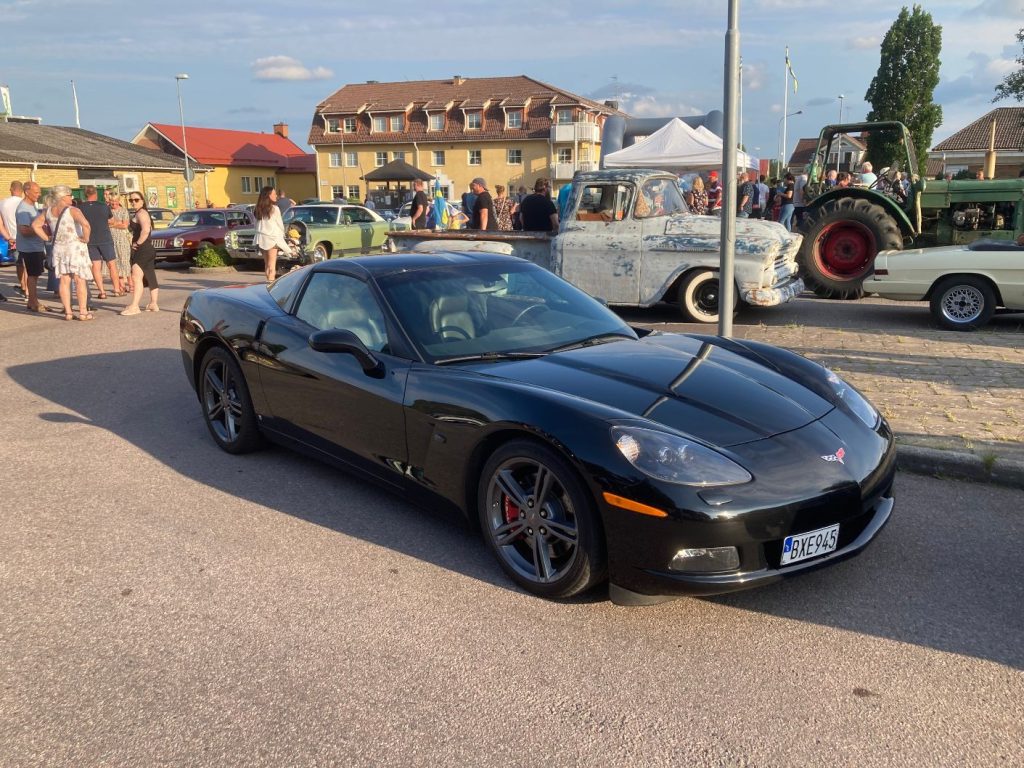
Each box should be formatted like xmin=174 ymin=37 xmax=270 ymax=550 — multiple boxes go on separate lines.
xmin=479 ymin=440 xmax=606 ymax=599
xmin=199 ymin=347 xmax=264 ymax=454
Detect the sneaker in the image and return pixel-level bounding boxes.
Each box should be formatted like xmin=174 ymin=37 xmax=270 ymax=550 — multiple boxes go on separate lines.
xmin=14 ymin=287 xmax=26 ymax=298
xmin=9 ymin=293 xmax=27 ymax=303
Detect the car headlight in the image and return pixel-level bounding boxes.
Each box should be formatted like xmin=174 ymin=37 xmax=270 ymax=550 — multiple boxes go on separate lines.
xmin=612 ymin=426 xmax=752 ymax=487
xmin=225 ymin=232 xmax=237 ymax=247
xmin=826 ymin=370 xmax=879 ymax=429
xmin=173 ymin=236 xmax=184 ymax=248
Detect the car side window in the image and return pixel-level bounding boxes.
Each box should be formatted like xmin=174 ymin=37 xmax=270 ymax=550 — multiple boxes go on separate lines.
xmin=295 ymin=272 xmax=390 ymax=352
xmin=348 ymin=208 xmax=373 ymax=224
xmin=574 ymin=184 xmax=633 ymax=222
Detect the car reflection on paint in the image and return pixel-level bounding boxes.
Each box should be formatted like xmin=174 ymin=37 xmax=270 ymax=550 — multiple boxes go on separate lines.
xmin=180 ymin=252 xmax=896 ymax=604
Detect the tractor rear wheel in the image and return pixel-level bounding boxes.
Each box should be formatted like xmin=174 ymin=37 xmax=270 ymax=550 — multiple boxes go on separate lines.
xmin=798 ymin=197 xmax=902 ymax=300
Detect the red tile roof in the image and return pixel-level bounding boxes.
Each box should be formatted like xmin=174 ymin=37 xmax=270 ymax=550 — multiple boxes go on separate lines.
xmin=308 ymin=75 xmax=626 ymax=146
xmin=932 ymin=107 xmax=1024 ymax=151
xmin=148 ymin=123 xmax=313 ymax=169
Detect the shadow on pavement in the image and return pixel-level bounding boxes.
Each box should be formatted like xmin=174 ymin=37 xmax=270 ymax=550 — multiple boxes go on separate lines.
xmin=8 ymin=349 xmax=1022 ymax=666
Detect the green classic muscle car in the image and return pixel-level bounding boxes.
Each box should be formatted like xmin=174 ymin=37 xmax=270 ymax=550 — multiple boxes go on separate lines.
xmin=224 ymin=204 xmax=393 ymax=266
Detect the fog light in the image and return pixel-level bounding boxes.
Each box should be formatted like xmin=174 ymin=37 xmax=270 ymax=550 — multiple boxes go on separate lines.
xmin=669 ymin=546 xmax=739 ymax=573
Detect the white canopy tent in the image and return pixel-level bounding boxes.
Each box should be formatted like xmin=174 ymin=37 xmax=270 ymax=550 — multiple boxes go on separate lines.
xmin=603 ymin=118 xmax=758 ymax=172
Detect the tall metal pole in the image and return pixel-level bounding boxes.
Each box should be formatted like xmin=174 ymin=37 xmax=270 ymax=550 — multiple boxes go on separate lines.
xmin=175 ymin=73 xmax=193 ymax=210
xmin=781 ymin=47 xmax=790 ymax=170
xmin=836 ymin=94 xmax=845 ymax=173
xmin=718 ymin=0 xmax=740 ymax=339
xmin=71 ymin=80 xmax=80 ymax=128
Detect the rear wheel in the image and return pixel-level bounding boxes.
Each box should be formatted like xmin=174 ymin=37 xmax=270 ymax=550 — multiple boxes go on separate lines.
xmin=198 ymin=347 xmax=264 ymax=454
xmin=929 ymin=275 xmax=996 ymax=331
xmin=678 ymin=269 xmax=736 ymax=324
xmin=478 ymin=440 xmax=606 ymax=599
xmin=798 ymin=197 xmax=902 ymax=300
xmin=314 ymin=242 xmax=331 ymax=261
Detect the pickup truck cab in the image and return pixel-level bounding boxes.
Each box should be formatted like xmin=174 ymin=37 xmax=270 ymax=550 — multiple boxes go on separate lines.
xmin=389 ymin=169 xmax=804 ymax=323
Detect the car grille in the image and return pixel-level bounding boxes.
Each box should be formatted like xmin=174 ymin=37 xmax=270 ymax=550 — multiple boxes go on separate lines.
xmin=152 ymin=238 xmax=166 ymax=249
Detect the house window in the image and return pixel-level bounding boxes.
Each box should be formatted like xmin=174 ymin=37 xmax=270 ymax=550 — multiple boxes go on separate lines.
xmin=254 ymin=176 xmax=264 ymax=190
xmin=331 ymin=185 xmax=345 ymax=200
xmin=466 ymin=111 xmax=482 ymax=129
xmin=343 ymin=117 xmax=356 ymax=133
xmin=432 ymin=150 xmax=445 ymax=166
xmin=267 ymin=177 xmax=275 ymax=189
xmin=390 ymin=115 xmax=405 ymax=132
xmin=392 ymin=151 xmax=405 ymax=162
xmin=557 ymin=148 xmax=573 ymax=164
xmin=557 ymin=108 xmax=573 ymax=125
xmin=329 ymin=152 xmax=341 ymax=168
xmin=506 ymin=110 xmax=522 ymax=129
xmin=468 ymin=150 xmax=482 ymax=166
xmin=507 ymin=149 xmax=522 ymax=165
xmin=375 ymin=152 xmax=387 ymax=167
xmin=241 ymin=177 xmax=252 ymax=194
xmin=345 ymin=151 xmax=358 ymax=167
xmin=373 ymin=116 xmax=387 ymax=133
xmin=429 ymin=113 xmax=445 ymax=131
xmin=326 ymin=118 xmax=339 ymax=132
xmin=348 ymin=185 xmax=360 ymax=200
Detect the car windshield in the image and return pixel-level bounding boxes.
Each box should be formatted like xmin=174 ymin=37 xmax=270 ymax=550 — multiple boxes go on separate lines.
xmin=170 ymin=211 xmax=225 ymax=228
xmin=285 ymin=206 xmax=338 ymax=225
xmin=376 ymin=261 xmax=636 ymax=363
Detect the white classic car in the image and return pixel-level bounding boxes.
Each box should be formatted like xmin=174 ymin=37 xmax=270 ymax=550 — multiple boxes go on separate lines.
xmin=864 ymin=239 xmax=1024 ymax=330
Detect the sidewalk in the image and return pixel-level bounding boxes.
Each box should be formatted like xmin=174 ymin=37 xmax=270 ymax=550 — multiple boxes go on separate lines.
xmin=736 ymin=324 xmax=1024 ymax=489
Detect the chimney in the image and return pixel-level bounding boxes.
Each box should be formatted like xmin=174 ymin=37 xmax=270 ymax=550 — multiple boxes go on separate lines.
xmin=603 ymin=99 xmax=619 ymax=111
xmin=273 ymin=122 xmax=288 ymax=139
xmin=453 ymin=75 xmax=466 ymax=86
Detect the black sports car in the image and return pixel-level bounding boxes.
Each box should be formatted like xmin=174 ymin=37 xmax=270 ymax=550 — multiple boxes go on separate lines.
xmin=180 ymin=253 xmax=896 ymax=604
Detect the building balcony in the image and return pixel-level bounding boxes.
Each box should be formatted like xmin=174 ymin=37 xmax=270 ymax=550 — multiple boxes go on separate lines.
xmin=552 ymin=161 xmax=596 ymax=179
xmin=551 ymin=122 xmax=601 ymax=143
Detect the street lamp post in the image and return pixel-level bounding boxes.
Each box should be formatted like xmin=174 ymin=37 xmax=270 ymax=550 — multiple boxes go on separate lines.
xmin=777 ymin=109 xmax=802 ymax=174
xmin=175 ymin=73 xmax=193 ymax=210
xmin=836 ymin=94 xmax=845 ymax=173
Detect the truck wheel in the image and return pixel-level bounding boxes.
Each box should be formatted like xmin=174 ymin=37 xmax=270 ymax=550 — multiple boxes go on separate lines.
xmin=798 ymin=198 xmax=902 ymax=300
xmin=678 ymin=269 xmax=736 ymax=324
xmin=929 ymin=275 xmax=996 ymax=331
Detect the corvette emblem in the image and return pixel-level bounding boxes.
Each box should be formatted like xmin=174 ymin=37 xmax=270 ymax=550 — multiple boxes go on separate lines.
xmin=821 ymin=447 xmax=846 ymax=464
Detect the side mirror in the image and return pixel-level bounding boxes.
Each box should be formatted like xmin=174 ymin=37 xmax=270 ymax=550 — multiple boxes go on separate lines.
xmin=308 ymin=328 xmax=384 ymax=377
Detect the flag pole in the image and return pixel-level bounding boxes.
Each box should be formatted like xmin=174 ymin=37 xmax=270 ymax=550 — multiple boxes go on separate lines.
xmin=71 ymin=80 xmax=80 ymax=128
xmin=781 ymin=47 xmax=789 ymax=172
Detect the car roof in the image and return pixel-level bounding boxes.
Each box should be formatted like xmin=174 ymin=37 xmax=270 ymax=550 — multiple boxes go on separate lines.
xmin=313 ymin=251 xmax=528 ymax=278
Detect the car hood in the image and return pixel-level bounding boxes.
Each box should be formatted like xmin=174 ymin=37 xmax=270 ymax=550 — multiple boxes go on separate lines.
xmin=468 ymin=332 xmax=833 ymax=447
xmin=646 ymin=213 xmax=801 ymax=261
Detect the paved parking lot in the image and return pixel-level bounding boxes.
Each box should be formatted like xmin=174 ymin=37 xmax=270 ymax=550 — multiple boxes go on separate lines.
xmin=1 ymin=267 xmax=1021 ymax=766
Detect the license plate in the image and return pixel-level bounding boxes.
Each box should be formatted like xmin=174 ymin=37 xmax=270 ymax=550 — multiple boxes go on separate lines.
xmin=780 ymin=524 xmax=839 ymax=566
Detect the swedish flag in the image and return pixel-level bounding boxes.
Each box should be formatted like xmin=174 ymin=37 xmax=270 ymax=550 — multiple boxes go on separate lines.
xmin=433 ymin=181 xmax=449 ymax=230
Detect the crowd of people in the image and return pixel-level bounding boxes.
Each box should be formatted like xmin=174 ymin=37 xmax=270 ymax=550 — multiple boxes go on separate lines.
xmin=0 ymin=180 xmax=159 ymax=317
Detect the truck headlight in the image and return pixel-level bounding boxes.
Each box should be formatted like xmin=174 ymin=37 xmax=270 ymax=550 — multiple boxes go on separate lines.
xmin=612 ymin=426 xmax=751 ymax=487
xmin=173 ymin=236 xmax=184 ymax=248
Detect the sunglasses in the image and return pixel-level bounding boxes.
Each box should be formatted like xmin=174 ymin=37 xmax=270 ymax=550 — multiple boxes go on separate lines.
xmin=129 ymin=198 xmax=143 ymax=203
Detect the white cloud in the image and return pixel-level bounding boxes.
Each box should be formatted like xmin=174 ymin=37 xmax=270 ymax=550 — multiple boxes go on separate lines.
xmin=743 ymin=61 xmax=767 ymax=91
xmin=622 ymin=95 xmax=703 ymax=118
xmin=849 ymin=36 xmax=879 ymax=50
xmin=251 ymin=56 xmax=332 ymax=82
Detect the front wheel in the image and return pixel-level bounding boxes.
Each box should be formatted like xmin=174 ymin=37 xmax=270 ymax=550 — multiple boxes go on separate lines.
xmin=678 ymin=269 xmax=736 ymax=324
xmin=478 ymin=440 xmax=606 ymax=599
xmin=313 ymin=242 xmax=331 ymax=262
xmin=798 ymin=197 xmax=903 ymax=300
xmin=198 ymin=347 xmax=264 ymax=454
xmin=929 ymin=276 xmax=996 ymax=331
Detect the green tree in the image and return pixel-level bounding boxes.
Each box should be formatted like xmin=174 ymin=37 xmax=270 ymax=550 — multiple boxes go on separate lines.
xmin=864 ymin=5 xmax=943 ymax=170
xmin=993 ymin=28 xmax=1024 ymax=102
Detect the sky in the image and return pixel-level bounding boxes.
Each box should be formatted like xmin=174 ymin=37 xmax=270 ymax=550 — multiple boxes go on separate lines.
xmin=2 ymin=0 xmax=1022 ymax=164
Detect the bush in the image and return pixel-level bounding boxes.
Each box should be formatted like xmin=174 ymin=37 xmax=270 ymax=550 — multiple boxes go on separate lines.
xmin=194 ymin=244 xmax=233 ymax=268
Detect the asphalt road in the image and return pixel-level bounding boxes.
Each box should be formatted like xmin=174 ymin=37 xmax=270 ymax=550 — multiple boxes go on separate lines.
xmin=1 ymin=270 xmax=1022 ymax=766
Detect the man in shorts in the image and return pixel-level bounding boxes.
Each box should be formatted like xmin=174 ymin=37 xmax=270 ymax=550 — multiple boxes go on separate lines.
xmin=15 ymin=182 xmax=48 ymax=313
xmin=79 ymin=185 xmax=122 ymax=297
xmin=2 ymin=181 xmax=26 ymax=300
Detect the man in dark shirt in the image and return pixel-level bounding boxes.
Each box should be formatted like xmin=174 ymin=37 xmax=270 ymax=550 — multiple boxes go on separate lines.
xmin=276 ymin=189 xmax=294 ymax=215
xmin=410 ymin=180 xmax=429 ymax=229
xmin=79 ymin=185 xmax=122 ymax=296
xmin=470 ymin=177 xmax=495 ymax=230
xmin=518 ymin=178 xmax=558 ymax=232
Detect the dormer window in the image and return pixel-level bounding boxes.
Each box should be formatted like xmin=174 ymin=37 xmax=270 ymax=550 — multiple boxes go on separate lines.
xmin=466 ymin=111 xmax=482 ymax=130
xmin=506 ymin=110 xmax=522 ymax=129
xmin=390 ymin=114 xmax=405 ymax=132
xmin=372 ymin=115 xmax=387 ymax=133
xmin=326 ymin=118 xmax=340 ymax=132
xmin=556 ymin=108 xmax=573 ymax=125
xmin=343 ymin=117 xmax=356 ymax=133
xmin=429 ymin=113 xmax=445 ymax=131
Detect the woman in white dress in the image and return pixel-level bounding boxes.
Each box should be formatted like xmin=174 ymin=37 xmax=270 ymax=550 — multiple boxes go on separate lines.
xmin=32 ymin=184 xmax=93 ymax=321
xmin=254 ymin=186 xmax=289 ymax=283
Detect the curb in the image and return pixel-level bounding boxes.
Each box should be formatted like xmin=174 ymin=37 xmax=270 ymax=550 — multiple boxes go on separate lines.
xmin=897 ymin=445 xmax=1024 ymax=490
xmin=188 ymin=266 xmax=236 ymax=274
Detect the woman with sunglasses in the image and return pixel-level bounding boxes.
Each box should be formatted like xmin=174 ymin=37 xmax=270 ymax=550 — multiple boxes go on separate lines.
xmin=120 ymin=194 xmax=159 ymax=315
xmin=31 ymin=185 xmax=93 ymax=320
xmin=108 ymin=191 xmax=132 ymax=295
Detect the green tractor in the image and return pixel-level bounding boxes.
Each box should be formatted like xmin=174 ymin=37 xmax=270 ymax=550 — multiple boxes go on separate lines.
xmin=797 ymin=121 xmax=1024 ymax=299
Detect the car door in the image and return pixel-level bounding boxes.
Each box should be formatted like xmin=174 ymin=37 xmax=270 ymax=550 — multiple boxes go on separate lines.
xmin=257 ymin=270 xmax=410 ymax=484
xmin=347 ymin=206 xmax=387 ymax=252
xmin=332 ymin=207 xmax=363 ymax=254
xmin=555 ymin=182 xmax=642 ymax=304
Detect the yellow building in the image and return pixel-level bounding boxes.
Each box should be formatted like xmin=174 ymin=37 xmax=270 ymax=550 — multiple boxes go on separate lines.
xmin=0 ymin=121 xmax=208 ymax=209
xmin=132 ymin=122 xmax=316 ymax=208
xmin=309 ymin=75 xmax=624 ymax=205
